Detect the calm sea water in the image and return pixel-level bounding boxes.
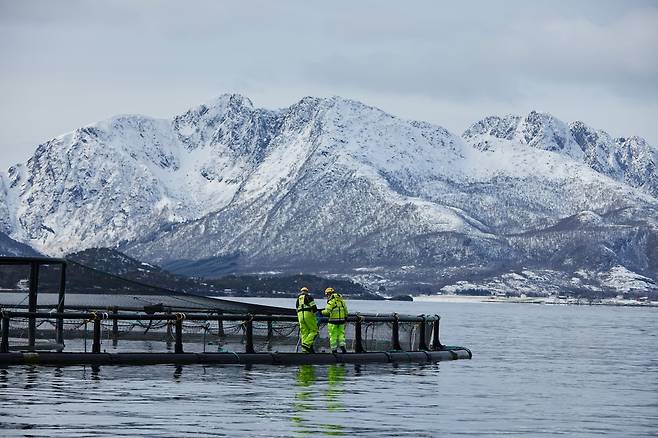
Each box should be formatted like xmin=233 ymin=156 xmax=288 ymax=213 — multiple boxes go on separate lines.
xmin=1 ymin=299 xmax=657 ymax=437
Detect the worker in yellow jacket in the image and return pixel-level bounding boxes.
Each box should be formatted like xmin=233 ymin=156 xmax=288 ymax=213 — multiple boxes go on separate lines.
xmin=321 ymin=287 xmax=348 ymax=354
xmin=296 ymin=287 xmax=319 ymax=353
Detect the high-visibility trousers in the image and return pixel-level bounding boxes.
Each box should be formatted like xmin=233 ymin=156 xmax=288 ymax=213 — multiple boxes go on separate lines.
xmin=297 ymin=311 xmax=318 ymax=351
xmin=327 ymin=323 xmax=346 ymax=350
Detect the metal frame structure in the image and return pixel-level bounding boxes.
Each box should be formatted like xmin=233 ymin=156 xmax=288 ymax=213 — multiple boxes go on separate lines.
xmin=0 ymin=256 xmax=67 ymax=350
xmin=0 ymin=256 xmax=471 ymax=366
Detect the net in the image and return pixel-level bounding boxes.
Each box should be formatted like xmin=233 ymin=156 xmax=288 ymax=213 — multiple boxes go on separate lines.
xmin=2 ymin=315 xmax=435 ymax=353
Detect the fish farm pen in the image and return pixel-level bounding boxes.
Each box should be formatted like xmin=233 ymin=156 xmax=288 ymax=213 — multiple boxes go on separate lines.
xmin=0 ymin=256 xmax=471 ymax=366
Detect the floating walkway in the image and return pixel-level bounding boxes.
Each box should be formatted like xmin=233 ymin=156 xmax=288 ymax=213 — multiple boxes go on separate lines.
xmin=0 ymin=256 xmax=472 ymax=367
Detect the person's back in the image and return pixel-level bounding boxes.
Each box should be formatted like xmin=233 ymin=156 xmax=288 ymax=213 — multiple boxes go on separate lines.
xmin=321 ymin=288 xmax=348 ymax=354
xmin=296 ymin=287 xmax=319 ymax=353
xmin=325 ymin=292 xmax=348 ymax=323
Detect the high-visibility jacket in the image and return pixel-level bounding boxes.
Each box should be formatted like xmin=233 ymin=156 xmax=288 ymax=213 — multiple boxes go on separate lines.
xmin=296 ymin=293 xmax=318 ymax=314
xmin=322 ymin=293 xmax=348 ymax=324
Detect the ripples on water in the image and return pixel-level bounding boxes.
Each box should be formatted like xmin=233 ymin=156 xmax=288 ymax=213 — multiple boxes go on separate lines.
xmin=1 ymin=301 xmax=657 ymax=437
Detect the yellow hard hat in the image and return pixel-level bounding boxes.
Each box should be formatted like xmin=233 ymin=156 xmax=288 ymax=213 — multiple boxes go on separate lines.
xmin=324 ymin=287 xmax=334 ymax=296
xmin=300 ymin=287 xmax=309 ymax=293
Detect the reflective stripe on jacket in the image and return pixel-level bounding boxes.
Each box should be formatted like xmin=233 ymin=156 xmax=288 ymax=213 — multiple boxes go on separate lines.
xmin=321 ymin=293 xmax=348 ymax=324
xmin=296 ymin=293 xmax=318 ymax=313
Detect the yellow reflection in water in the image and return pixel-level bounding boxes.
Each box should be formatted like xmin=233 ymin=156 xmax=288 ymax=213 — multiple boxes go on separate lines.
xmin=292 ymin=364 xmax=347 ymax=436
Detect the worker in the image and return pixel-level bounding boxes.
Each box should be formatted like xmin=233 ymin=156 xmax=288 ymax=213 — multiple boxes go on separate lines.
xmin=321 ymin=287 xmax=348 ymax=354
xmin=296 ymin=286 xmax=319 ymax=353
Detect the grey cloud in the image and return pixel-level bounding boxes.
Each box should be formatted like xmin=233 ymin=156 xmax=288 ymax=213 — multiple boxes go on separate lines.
xmin=304 ymin=6 xmax=658 ymax=103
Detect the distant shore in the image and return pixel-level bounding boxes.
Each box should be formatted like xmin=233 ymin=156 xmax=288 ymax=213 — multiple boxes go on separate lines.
xmin=414 ymin=294 xmax=658 ymax=307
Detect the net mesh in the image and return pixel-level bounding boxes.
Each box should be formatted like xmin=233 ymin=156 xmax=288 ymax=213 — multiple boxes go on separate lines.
xmin=2 ymin=316 xmax=434 ymax=353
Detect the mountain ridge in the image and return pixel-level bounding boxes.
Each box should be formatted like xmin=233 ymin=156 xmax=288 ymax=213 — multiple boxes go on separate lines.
xmin=1 ymin=94 xmax=657 ymax=295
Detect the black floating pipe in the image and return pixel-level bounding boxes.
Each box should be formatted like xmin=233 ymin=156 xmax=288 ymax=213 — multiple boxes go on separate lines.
xmin=1 ymin=315 xmax=9 ymax=353
xmin=92 ymin=317 xmax=101 ymax=354
xmin=28 ymin=262 xmax=39 ymax=349
xmin=244 ymin=315 xmax=254 ymax=354
xmin=354 ymin=315 xmax=365 ymax=353
xmin=432 ymin=314 xmax=442 ymax=350
xmin=419 ymin=316 xmax=428 ymax=351
xmin=0 ymin=350 xmax=472 ymax=367
xmin=392 ymin=313 xmax=402 ymax=351
xmin=175 ymin=317 xmax=184 ymax=354
xmin=56 ymin=263 xmax=66 ymax=348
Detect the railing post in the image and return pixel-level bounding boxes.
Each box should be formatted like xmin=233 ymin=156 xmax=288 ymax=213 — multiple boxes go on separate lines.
xmin=92 ymin=314 xmax=101 ymax=353
xmin=392 ymin=313 xmax=402 ymax=351
xmin=267 ymin=320 xmax=273 ymax=341
xmin=354 ymin=315 xmax=365 ymax=353
xmin=175 ymin=314 xmax=184 ymax=354
xmin=431 ymin=315 xmax=442 ymax=351
xmin=112 ymin=307 xmax=119 ymax=345
xmin=245 ymin=315 xmax=254 ymax=354
xmin=28 ymin=262 xmax=39 ymax=349
xmin=419 ymin=316 xmax=428 ymax=351
xmin=56 ymin=263 xmax=66 ymax=348
xmin=1 ymin=314 xmax=9 ymax=353
xmin=217 ymin=312 xmax=225 ymax=337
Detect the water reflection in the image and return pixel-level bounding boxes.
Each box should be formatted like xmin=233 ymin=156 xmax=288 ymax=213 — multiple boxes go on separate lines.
xmin=25 ymin=366 xmax=38 ymax=390
xmin=292 ymin=364 xmax=315 ymax=433
xmin=292 ymin=364 xmax=347 ymax=436
xmin=326 ymin=364 xmax=345 ymax=412
xmin=91 ymin=365 xmax=101 ymax=381
xmin=173 ymin=365 xmax=183 ymax=381
xmin=81 ymin=364 xmax=101 ymax=382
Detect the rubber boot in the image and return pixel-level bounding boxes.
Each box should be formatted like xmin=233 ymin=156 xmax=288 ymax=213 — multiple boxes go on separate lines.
xmin=331 ymin=349 xmax=338 ymax=354
xmin=340 ymin=346 xmax=347 ymax=354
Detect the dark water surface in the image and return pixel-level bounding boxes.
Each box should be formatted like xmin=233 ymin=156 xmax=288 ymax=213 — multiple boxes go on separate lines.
xmin=1 ymin=300 xmax=657 ymax=437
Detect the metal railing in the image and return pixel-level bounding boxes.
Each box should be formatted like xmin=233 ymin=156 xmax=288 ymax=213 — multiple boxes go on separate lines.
xmin=0 ymin=310 xmax=443 ymax=354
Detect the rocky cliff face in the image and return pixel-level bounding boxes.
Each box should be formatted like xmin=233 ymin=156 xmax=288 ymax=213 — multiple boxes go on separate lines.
xmin=1 ymin=95 xmax=657 ymax=294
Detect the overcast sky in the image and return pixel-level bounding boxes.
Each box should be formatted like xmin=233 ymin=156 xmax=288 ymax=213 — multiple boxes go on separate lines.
xmin=1 ymin=0 xmax=657 ymax=170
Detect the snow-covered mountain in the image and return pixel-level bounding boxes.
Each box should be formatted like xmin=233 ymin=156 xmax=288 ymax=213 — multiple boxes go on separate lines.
xmin=1 ymin=95 xmax=657 ymax=295
xmin=463 ymin=111 xmax=658 ymax=198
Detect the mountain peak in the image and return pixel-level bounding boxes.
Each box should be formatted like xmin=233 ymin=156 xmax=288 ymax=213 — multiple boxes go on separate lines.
xmin=203 ymin=93 xmax=254 ymax=110
xmin=463 ymin=111 xmax=658 ymax=198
